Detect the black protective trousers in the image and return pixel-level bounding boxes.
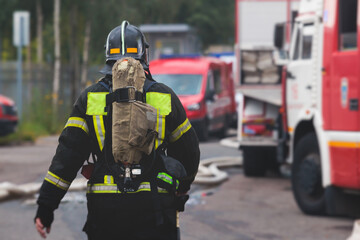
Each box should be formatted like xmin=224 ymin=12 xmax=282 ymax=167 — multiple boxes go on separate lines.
xmin=83 ymin=193 xmax=178 ymax=240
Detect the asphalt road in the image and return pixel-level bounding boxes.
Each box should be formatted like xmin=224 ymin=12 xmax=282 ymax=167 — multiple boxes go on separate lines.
xmin=0 ymin=133 xmax=355 ymax=240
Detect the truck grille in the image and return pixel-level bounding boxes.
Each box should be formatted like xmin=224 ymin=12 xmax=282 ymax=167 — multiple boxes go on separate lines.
xmin=2 ymin=105 xmax=17 ymax=116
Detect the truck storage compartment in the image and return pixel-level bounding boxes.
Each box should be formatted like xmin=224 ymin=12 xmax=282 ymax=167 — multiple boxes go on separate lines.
xmin=241 ymin=50 xmax=282 ymax=85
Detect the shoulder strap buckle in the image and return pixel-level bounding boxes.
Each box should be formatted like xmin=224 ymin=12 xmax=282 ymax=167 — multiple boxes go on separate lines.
xmin=106 ymin=86 xmax=143 ymax=105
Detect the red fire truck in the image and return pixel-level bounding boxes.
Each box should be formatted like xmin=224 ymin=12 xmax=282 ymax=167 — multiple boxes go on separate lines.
xmin=150 ymin=57 xmax=237 ymax=141
xmin=238 ymin=0 xmax=360 ymax=217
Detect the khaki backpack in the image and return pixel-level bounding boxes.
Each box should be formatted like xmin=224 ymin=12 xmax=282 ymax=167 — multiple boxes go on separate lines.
xmin=111 ymin=57 xmax=158 ymax=165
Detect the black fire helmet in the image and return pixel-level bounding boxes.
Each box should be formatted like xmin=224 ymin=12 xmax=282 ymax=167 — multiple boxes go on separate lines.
xmin=100 ymin=20 xmax=150 ymax=75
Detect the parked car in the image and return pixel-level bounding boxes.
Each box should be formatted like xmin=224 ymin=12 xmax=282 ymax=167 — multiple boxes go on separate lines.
xmin=0 ymin=95 xmax=18 ymax=136
xmin=150 ymin=57 xmax=237 ymax=141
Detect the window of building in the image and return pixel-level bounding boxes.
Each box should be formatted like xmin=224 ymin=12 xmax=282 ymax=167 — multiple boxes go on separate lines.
xmin=339 ymin=0 xmax=357 ymax=50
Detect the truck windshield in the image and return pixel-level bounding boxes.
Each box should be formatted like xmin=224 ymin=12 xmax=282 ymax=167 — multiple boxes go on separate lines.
xmin=153 ymin=74 xmax=203 ymax=95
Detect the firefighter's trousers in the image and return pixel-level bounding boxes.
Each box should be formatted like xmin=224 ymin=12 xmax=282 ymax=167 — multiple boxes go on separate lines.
xmin=83 ymin=193 xmax=178 ymax=240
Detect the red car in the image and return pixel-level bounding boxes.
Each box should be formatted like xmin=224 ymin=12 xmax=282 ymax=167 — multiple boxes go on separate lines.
xmin=150 ymin=57 xmax=236 ymax=141
xmin=0 ymin=95 xmax=18 ymax=136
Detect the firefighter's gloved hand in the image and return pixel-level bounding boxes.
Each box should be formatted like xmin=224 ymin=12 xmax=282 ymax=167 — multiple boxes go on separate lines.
xmin=174 ymin=193 xmax=189 ymax=212
xmin=35 ymin=205 xmax=54 ymax=228
xmin=34 ymin=205 xmax=54 ymax=238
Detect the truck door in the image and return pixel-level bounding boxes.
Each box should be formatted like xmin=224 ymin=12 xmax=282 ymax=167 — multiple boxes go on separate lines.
xmin=326 ymin=0 xmax=360 ymax=131
xmin=322 ymin=0 xmax=360 ymax=189
xmin=206 ymin=68 xmax=225 ymax=132
xmin=286 ymin=21 xmax=315 ymax=131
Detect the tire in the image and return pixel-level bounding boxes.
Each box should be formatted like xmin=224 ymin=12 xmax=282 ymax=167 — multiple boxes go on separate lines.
xmin=291 ymin=132 xmax=326 ymax=215
xmin=197 ymin=119 xmax=209 ymax=142
xmin=243 ymin=147 xmax=267 ymax=177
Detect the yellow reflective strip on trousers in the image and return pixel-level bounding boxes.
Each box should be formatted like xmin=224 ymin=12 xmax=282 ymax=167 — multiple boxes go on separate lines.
xmin=93 ymin=115 xmax=105 ymax=150
xmin=170 ymin=118 xmax=192 ymax=142
xmin=64 ymin=117 xmax=89 ymax=134
xmin=146 ymin=92 xmax=171 ymax=115
xmin=86 ymin=92 xmax=108 ymax=115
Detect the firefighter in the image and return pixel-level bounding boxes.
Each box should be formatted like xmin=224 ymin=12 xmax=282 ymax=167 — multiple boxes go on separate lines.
xmin=34 ymin=21 xmax=200 ymax=240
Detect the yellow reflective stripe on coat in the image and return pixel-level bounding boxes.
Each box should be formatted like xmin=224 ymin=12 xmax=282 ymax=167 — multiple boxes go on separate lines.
xmin=64 ymin=117 xmax=89 ymax=134
xmin=87 ymin=182 xmax=168 ymax=194
xmin=93 ymin=115 xmax=106 ymax=151
xmin=146 ymin=92 xmax=171 ymax=148
xmin=155 ymin=112 xmax=166 ymax=149
xmin=170 ymin=118 xmax=192 ymax=142
xmin=104 ymin=175 xmax=114 ymax=184
xmin=44 ymin=171 xmax=70 ymax=191
xmin=146 ymin=92 xmax=171 ymax=115
xmin=86 ymin=92 xmax=108 ymax=116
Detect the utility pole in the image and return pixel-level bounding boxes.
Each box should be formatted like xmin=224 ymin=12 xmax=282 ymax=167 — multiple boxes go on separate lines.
xmin=13 ymin=11 xmax=30 ymax=121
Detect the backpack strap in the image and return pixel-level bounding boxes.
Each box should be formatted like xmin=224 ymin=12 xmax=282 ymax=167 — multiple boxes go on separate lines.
xmin=105 ymin=87 xmax=143 ymax=105
xmin=99 ymin=81 xmax=110 ymax=91
xmin=143 ymin=78 xmax=157 ymax=93
xmin=98 ymin=77 xmax=111 ymax=91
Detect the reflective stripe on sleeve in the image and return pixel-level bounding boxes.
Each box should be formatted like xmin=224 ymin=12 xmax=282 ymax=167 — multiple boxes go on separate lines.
xmin=64 ymin=117 xmax=89 ymax=134
xmin=169 ymin=118 xmax=192 ymax=142
xmin=157 ymin=172 xmax=179 ymax=189
xmin=44 ymin=171 xmax=71 ymax=191
xmin=87 ymin=182 xmax=169 ymax=194
xmin=93 ymin=115 xmax=105 ymax=151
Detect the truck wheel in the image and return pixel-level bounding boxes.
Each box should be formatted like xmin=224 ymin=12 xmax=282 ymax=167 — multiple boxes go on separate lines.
xmin=197 ymin=119 xmax=209 ymax=142
xmin=291 ymin=133 xmax=326 ymax=215
xmin=243 ymin=147 xmax=266 ymax=177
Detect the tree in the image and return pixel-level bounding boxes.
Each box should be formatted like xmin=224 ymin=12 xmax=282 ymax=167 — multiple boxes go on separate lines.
xmin=36 ymin=0 xmax=43 ymax=64
xmin=52 ymin=0 xmax=60 ymax=117
xmin=80 ymin=0 xmax=95 ymax=90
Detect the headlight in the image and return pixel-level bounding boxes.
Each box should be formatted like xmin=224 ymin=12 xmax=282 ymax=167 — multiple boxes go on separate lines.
xmin=187 ymin=103 xmax=201 ymax=111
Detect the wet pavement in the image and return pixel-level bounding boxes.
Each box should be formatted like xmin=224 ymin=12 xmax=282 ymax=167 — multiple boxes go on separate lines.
xmin=0 ymin=134 xmax=355 ymax=240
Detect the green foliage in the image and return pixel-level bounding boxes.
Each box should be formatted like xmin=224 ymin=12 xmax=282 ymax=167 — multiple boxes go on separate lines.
xmin=24 ymin=88 xmax=68 ymax=134
xmin=0 ymin=0 xmax=235 ymax=63
xmin=0 ymin=88 xmax=69 ymax=145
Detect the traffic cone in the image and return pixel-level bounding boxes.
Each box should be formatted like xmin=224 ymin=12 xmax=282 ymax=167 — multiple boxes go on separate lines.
xmin=347 ymin=220 xmax=360 ymax=240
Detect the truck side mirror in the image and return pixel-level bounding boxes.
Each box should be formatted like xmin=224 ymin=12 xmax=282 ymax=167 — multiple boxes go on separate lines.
xmin=274 ymin=23 xmax=285 ymax=49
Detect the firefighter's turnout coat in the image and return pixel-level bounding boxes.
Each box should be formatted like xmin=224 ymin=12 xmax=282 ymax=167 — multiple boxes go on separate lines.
xmin=37 ymin=75 xmax=200 ymax=237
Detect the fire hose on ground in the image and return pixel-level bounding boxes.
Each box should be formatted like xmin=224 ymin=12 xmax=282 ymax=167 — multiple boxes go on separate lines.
xmin=194 ymin=156 xmax=242 ymax=184
xmin=0 ymin=156 xmax=242 ymax=201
